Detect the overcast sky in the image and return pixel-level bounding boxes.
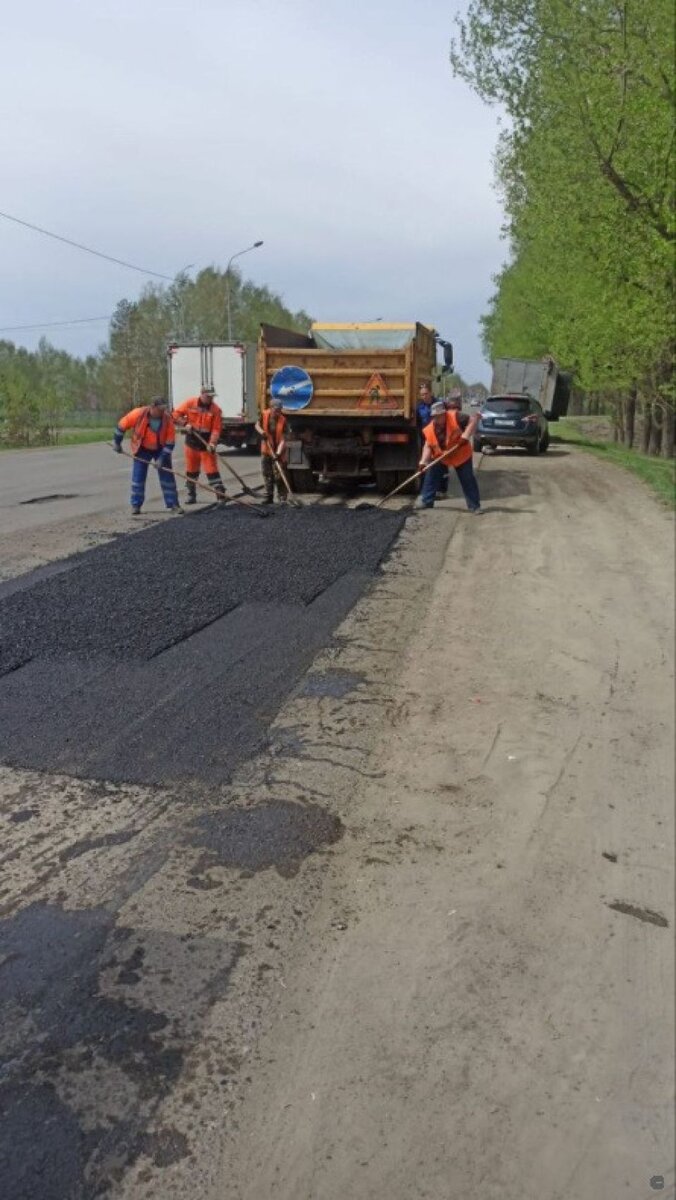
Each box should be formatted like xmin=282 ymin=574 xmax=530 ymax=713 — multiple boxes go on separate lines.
xmin=1 ymin=0 xmax=505 ymax=383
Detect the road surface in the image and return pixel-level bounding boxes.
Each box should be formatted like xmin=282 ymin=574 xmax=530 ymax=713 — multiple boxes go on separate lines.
xmin=0 ymin=442 xmax=673 ymax=1200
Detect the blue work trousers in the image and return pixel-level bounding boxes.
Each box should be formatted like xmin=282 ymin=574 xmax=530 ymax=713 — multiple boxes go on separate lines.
xmin=421 ymin=458 xmax=480 ymax=510
xmin=131 ymin=449 xmax=178 ymax=510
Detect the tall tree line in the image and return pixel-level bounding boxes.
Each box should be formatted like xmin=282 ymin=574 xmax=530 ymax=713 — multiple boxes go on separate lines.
xmin=452 ymin=0 xmax=674 ymax=456
xmin=0 ymin=269 xmax=311 ymax=445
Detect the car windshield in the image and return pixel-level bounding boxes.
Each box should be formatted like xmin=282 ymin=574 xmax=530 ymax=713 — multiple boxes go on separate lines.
xmin=485 ymin=397 xmax=531 ymax=414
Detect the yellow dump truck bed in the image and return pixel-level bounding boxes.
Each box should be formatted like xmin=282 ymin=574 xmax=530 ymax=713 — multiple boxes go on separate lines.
xmin=258 ymin=322 xmax=437 ymax=420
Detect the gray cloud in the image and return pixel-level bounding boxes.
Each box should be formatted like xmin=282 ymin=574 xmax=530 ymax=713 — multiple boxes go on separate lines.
xmin=1 ymin=0 xmax=504 ymax=382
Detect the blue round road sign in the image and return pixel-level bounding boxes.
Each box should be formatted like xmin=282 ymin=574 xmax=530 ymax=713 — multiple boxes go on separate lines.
xmin=270 ymin=365 xmax=313 ymax=411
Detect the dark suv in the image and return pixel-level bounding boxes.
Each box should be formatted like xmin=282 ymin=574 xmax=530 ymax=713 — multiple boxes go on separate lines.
xmin=474 ymin=394 xmax=550 ymax=455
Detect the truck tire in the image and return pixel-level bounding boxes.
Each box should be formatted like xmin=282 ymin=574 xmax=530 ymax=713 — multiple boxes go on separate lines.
xmin=290 ymin=469 xmax=317 ymax=494
xmin=395 ymin=469 xmax=419 ymax=496
xmin=375 ymin=469 xmax=399 ymax=495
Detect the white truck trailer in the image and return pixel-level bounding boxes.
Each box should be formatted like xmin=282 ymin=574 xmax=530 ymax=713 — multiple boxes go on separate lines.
xmin=166 ymin=341 xmax=259 ymax=450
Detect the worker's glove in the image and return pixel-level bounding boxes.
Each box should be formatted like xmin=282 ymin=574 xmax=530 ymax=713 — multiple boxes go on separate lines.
xmin=113 ymin=436 xmax=123 ymax=453
xmin=206 ymin=443 xmax=218 ymax=454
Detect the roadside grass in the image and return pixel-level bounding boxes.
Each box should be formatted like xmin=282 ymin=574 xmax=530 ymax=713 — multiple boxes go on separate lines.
xmin=0 ymin=428 xmax=112 ymax=451
xmin=554 ymin=417 xmax=675 ymax=508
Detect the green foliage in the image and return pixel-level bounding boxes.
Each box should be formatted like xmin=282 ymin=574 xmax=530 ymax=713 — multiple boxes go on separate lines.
xmin=0 ymin=269 xmax=312 ymax=447
xmin=452 ymin=0 xmax=675 ymax=456
xmin=95 ymin=267 xmax=312 ymax=413
xmin=555 ymin=418 xmax=676 ymax=506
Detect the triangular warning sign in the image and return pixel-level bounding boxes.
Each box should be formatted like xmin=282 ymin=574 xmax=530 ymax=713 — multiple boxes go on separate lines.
xmin=358 ymin=372 xmax=396 ymax=409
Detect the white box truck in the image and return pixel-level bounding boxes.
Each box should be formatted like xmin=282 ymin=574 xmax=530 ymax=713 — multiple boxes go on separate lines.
xmin=166 ymin=341 xmax=259 ymax=450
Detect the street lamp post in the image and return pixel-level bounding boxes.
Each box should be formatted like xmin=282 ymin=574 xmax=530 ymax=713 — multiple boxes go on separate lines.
xmin=225 ymin=241 xmax=263 ymax=340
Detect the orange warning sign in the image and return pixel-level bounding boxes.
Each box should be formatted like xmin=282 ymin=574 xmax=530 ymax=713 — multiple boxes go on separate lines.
xmin=358 ymin=372 xmax=397 ymax=409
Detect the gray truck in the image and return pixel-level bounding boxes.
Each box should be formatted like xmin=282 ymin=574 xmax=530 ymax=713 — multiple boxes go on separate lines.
xmin=490 ymin=357 xmax=572 ymax=420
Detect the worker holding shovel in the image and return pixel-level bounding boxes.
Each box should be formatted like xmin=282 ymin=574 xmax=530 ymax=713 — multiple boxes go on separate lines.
xmin=419 ymin=401 xmax=481 ymax=512
xmin=113 ymin=397 xmax=182 ymax=516
xmin=173 ymin=386 xmax=226 ymax=505
xmin=255 ymin=396 xmax=288 ymax=505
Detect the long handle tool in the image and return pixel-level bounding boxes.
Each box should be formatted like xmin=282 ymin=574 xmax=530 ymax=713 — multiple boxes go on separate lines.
xmin=373 ymin=439 xmax=475 ymax=508
xmin=111 ymin=445 xmax=270 ymax=517
xmin=261 ymin=434 xmax=303 ymax=508
xmin=179 ymin=426 xmax=258 ymax=497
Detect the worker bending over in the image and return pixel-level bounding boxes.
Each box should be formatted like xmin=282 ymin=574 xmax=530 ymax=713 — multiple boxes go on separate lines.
xmin=113 ymin=397 xmax=181 ymax=516
xmin=419 ymin=401 xmax=481 ymax=512
xmin=256 ymin=396 xmax=287 ymax=504
xmin=173 ymin=386 xmax=226 ymax=504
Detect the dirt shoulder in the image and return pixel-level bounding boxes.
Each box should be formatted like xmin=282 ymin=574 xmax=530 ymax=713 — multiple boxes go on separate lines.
xmin=216 ymin=448 xmax=674 ymax=1200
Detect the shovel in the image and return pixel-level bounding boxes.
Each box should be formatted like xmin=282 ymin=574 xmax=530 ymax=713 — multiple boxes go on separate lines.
xmin=180 ymin=426 xmax=259 ymax=497
xmin=261 ymin=434 xmax=303 ymax=508
xmin=111 ymin=444 xmax=270 ymax=518
xmin=356 ymin=439 xmax=473 ymax=510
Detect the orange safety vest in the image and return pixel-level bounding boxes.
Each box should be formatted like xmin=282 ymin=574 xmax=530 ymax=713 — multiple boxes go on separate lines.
xmin=423 ymin=410 xmax=472 ymax=469
xmin=173 ymin=397 xmax=223 ymax=446
xmin=260 ymin=408 xmax=287 ymax=457
xmin=118 ymin=406 xmax=175 ymax=455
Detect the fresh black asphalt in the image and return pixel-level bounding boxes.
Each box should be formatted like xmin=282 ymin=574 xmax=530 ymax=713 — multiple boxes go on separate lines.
xmin=0 ymin=506 xmax=404 ymax=786
xmin=0 ymin=504 xmax=405 ymax=1199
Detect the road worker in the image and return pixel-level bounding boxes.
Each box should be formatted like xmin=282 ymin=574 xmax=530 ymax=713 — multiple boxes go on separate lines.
xmin=113 ymin=397 xmax=182 ymax=516
xmin=418 ymin=380 xmax=448 ymax=497
xmin=172 ymin=386 xmax=226 ymax=504
xmin=419 ymin=400 xmax=482 ymax=512
xmin=255 ymin=396 xmax=288 ymax=504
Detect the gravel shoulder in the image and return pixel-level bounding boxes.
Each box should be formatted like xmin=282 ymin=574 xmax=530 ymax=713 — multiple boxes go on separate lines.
xmin=217 ymin=448 xmax=674 ymax=1200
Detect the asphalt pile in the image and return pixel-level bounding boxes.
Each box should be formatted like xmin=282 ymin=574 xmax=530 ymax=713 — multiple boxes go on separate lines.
xmin=0 ymin=507 xmax=404 ymax=786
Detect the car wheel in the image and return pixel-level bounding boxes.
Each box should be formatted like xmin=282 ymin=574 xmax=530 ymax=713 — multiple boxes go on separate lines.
xmin=540 ymin=429 xmax=550 ymax=452
xmin=473 ymin=436 xmax=483 ymax=453
xmin=526 ymin=438 xmax=540 ymax=456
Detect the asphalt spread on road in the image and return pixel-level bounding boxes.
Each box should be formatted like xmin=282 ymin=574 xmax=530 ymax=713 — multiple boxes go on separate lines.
xmin=0 ymin=505 xmax=404 ymax=786
xmin=0 ymin=505 xmax=405 ymax=1199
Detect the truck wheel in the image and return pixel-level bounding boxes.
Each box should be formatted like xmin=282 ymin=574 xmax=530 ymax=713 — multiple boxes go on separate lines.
xmin=290 ymin=469 xmax=317 ymax=494
xmin=375 ymin=470 xmax=399 ymax=495
xmin=395 ymin=469 xmax=419 ymax=496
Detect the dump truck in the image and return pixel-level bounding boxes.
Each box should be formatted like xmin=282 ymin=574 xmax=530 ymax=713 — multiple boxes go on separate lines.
xmin=257 ymin=322 xmax=452 ymax=492
xmin=490 ymin=356 xmax=572 ymax=421
xmin=167 ymin=341 xmax=259 ymax=450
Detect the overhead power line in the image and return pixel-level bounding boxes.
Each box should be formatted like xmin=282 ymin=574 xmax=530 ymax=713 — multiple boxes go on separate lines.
xmin=0 ymin=209 xmax=176 ymax=281
xmin=0 ymin=315 xmax=112 ymax=334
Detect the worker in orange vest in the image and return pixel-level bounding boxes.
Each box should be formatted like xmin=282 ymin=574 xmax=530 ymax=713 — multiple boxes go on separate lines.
xmin=113 ymin=397 xmax=182 ymax=515
xmin=173 ymin=386 xmax=226 ymax=504
xmin=255 ymin=397 xmax=288 ymax=504
xmin=419 ymin=401 xmax=481 ymax=512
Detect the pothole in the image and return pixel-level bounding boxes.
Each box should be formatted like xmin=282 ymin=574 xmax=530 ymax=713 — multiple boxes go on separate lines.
xmin=190 ymin=800 xmax=343 ymax=878
xmin=20 ymin=494 xmax=79 ymax=505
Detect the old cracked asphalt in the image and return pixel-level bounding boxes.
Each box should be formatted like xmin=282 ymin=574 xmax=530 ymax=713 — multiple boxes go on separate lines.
xmin=0 ymin=442 xmax=673 ymax=1200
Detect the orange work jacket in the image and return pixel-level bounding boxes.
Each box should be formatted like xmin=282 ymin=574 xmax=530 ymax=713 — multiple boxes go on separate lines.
xmin=260 ymin=408 xmax=287 ymax=457
xmin=117 ymin=407 xmax=175 ymax=455
xmin=423 ymin=410 xmax=472 ymax=469
xmin=173 ymin=397 xmax=223 ymax=447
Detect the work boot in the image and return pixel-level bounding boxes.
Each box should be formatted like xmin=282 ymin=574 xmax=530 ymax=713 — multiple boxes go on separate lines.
xmin=169 ymin=505 xmax=184 ymax=515
xmin=185 ymin=493 xmax=197 ymax=505
xmin=131 ymin=506 xmax=142 ymax=516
